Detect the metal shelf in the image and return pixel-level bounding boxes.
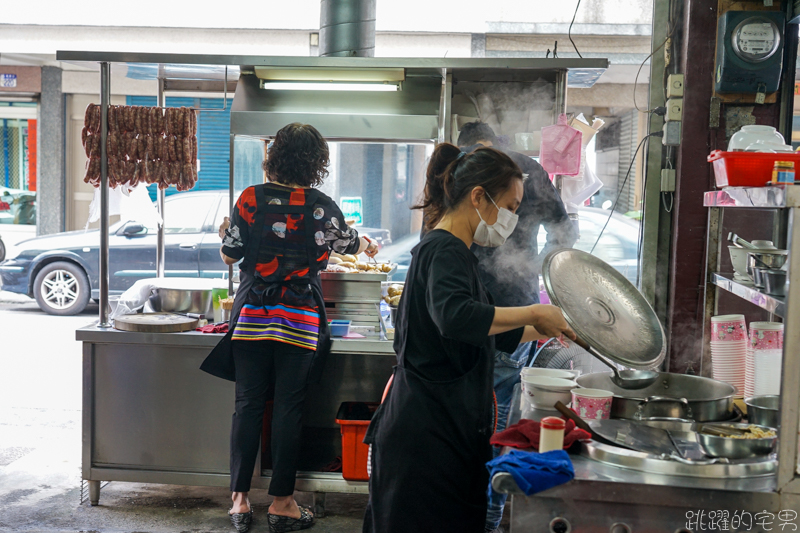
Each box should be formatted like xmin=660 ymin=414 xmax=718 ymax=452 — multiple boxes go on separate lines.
xmin=703 ymin=185 xmax=800 ymax=209
xmin=711 ymin=273 xmax=785 ymax=317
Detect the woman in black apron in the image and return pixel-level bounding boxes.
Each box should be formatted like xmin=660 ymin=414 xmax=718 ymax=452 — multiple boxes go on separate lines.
xmin=362 ymin=144 xmax=575 ymax=533
xmin=200 ymin=123 xmax=378 ymax=533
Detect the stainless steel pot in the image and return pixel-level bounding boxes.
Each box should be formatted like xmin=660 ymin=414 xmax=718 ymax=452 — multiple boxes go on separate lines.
xmin=576 ymin=372 xmax=736 ymax=422
xmin=745 ymin=395 xmax=780 ymax=428
xmin=149 ymin=287 xmax=213 ymax=315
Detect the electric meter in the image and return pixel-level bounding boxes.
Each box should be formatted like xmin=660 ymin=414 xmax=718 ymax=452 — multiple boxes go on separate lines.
xmin=714 ymin=11 xmax=785 ymax=94
xmin=732 ymin=19 xmax=781 ymax=62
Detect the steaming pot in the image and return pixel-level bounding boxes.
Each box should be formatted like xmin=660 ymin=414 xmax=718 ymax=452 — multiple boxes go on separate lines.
xmin=542 ymin=249 xmax=735 ymax=422
xmin=575 ymin=371 xmax=736 ymax=422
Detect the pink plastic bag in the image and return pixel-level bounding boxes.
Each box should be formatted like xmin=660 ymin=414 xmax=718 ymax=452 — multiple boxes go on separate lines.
xmin=539 ymin=114 xmax=582 ymax=176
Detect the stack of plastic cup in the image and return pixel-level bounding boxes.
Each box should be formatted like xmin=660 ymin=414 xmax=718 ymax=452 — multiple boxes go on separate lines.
xmin=750 ymin=322 xmax=784 ymax=396
xmin=710 ymin=314 xmax=747 ymax=396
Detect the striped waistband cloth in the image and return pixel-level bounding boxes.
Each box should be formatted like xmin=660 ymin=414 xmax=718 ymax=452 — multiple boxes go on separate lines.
xmin=232 ymin=303 xmax=320 ymax=350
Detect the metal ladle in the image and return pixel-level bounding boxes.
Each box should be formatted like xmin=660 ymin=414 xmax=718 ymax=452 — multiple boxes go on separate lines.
xmin=573 ymin=337 xmax=660 ymax=390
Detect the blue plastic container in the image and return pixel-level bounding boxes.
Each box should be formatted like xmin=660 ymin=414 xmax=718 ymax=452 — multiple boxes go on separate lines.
xmin=329 ymin=319 xmax=352 ymax=337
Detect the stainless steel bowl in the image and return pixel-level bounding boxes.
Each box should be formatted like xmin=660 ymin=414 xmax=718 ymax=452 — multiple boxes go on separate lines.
xmin=697 ymin=423 xmax=776 ymax=459
xmin=747 ymin=250 xmax=788 ymax=274
xmin=763 ymin=270 xmax=787 ymax=296
xmin=745 ymin=395 xmax=780 ymax=428
xmin=752 ymin=267 xmax=768 ymax=289
xmin=149 ymin=287 xmax=213 ymax=315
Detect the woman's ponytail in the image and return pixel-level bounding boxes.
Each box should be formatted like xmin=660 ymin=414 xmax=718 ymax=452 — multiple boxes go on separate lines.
xmin=414 ymin=143 xmax=462 ymax=230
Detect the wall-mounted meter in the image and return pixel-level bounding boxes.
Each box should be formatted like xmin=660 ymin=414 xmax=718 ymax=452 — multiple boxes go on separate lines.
xmin=714 ymin=11 xmax=785 ymax=94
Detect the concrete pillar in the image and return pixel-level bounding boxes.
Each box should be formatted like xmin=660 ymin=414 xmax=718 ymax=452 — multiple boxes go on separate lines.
xmin=37 ymin=66 xmax=65 ymax=236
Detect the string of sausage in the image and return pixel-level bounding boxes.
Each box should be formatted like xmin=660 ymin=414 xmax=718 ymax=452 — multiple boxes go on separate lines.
xmin=81 ymin=104 xmax=198 ymax=190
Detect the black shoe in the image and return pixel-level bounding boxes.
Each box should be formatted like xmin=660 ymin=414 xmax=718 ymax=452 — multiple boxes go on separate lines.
xmin=268 ymin=506 xmax=314 ymax=532
xmin=229 ymin=509 xmax=254 ymax=533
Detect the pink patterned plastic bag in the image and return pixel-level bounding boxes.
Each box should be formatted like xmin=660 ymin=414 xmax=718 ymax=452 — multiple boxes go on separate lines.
xmin=539 ymin=114 xmax=582 ymax=176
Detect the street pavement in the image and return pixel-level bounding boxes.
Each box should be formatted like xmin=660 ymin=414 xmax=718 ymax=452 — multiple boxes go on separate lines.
xmin=0 ymin=296 xmax=368 ymax=532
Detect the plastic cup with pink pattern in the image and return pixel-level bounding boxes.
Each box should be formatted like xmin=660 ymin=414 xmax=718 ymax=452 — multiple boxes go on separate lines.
xmin=571 ymin=388 xmax=614 ymax=421
xmin=749 ymin=321 xmax=784 ymax=351
xmin=711 ymin=314 xmax=747 ymax=342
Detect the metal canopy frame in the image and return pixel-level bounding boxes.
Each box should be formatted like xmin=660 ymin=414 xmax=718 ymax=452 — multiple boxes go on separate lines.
xmin=56 ymin=50 xmax=608 ymax=316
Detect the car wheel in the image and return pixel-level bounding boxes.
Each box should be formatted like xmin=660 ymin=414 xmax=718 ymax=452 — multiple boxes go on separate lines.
xmin=0 ymin=237 xmax=4 ymax=262
xmin=33 ymin=261 xmax=91 ymax=316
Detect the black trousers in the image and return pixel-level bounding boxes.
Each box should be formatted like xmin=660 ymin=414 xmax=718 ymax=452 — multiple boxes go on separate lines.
xmin=230 ymin=340 xmax=315 ymax=495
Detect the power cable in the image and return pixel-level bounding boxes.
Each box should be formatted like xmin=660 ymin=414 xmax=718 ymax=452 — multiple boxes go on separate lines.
xmin=590 ymin=132 xmax=661 ymax=255
xmin=568 ymin=0 xmax=583 ymax=58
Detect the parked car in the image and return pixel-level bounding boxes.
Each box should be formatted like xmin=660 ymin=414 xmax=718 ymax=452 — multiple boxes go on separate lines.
xmin=0 ymin=190 xmax=395 ymax=316
xmin=379 ymin=207 xmax=641 ymax=284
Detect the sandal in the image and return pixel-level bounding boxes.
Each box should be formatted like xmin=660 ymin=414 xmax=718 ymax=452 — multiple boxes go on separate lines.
xmin=229 ymin=509 xmax=254 ymax=533
xmin=268 ymin=505 xmax=315 ymax=532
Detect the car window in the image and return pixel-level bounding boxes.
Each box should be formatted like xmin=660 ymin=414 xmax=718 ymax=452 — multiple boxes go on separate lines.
xmin=164 ymin=195 xmax=217 ymax=234
xmin=214 ymin=199 xmax=230 ymax=230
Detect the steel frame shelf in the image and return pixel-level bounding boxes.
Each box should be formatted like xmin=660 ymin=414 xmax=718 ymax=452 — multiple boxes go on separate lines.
xmin=703 ymin=185 xmax=800 ymax=209
xmin=711 ymin=273 xmax=786 ymax=317
xmin=702 ymin=186 xmax=800 ymax=497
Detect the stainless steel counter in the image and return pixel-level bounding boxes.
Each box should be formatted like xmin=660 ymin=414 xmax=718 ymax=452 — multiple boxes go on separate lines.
xmin=77 ymin=323 xmax=395 ymax=508
xmin=492 ymin=386 xmax=782 ymax=532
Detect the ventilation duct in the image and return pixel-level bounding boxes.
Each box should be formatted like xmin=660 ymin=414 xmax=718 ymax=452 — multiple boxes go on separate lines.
xmin=319 ymin=0 xmax=376 ymax=57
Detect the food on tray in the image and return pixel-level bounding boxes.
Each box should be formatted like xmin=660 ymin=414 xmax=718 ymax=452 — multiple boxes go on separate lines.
xmin=387 ymin=284 xmax=403 ymax=297
xmin=82 ymin=104 xmax=198 ymax=191
xmin=703 ymin=424 xmax=777 ymax=439
xmin=382 ymin=284 xmax=404 ymax=307
xmin=727 ymin=425 xmax=777 ymax=440
xmin=219 ymin=296 xmax=234 ymax=311
xmin=326 ymin=252 xmax=394 ymax=274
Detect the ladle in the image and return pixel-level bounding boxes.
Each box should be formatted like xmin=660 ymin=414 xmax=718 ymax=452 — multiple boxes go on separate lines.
xmin=573 ymin=337 xmax=660 ymax=390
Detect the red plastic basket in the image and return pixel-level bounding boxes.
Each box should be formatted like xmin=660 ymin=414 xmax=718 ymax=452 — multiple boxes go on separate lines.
xmin=335 ymin=402 xmax=379 ymax=481
xmin=708 ymin=150 xmax=800 ymax=188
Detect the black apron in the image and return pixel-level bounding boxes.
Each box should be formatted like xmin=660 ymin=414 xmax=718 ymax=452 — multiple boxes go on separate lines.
xmin=200 ymin=185 xmax=332 ymax=383
xmin=362 ymin=337 xmax=495 ymax=532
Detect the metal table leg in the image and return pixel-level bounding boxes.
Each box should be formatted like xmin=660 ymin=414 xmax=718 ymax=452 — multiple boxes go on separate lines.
xmin=88 ymin=480 xmax=101 ymax=506
xmin=313 ymin=492 xmax=327 ymax=518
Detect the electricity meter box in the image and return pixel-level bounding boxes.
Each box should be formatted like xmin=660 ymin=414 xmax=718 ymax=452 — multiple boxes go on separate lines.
xmin=714 ymin=11 xmax=785 ymax=94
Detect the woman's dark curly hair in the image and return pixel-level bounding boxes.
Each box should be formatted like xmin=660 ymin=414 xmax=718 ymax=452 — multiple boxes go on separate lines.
xmin=263 ymin=123 xmax=330 ymax=187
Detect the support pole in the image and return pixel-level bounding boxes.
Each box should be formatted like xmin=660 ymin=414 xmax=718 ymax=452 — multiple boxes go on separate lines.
xmin=228 ymin=133 xmax=234 ymax=296
xmin=98 ymin=62 xmax=111 ymax=328
xmin=157 ymin=73 xmax=166 ymax=278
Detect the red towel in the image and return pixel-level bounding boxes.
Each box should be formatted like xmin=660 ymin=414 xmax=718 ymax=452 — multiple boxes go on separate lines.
xmin=196 ymin=323 xmax=229 ymax=333
xmin=490 ymin=418 xmax=591 ymax=451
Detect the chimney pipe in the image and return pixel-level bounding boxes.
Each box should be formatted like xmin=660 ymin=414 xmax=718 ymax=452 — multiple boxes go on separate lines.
xmin=319 ymin=0 xmax=376 ymax=57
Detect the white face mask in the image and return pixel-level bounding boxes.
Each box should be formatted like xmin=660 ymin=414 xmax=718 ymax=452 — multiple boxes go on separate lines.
xmin=473 ymin=192 xmax=519 ymax=248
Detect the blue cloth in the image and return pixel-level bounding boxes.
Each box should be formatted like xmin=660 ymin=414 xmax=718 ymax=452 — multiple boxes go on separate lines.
xmin=487 ymin=449 xmax=575 ymax=498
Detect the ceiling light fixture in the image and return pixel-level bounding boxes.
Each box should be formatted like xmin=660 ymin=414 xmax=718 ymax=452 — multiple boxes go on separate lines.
xmin=260 ymin=81 xmax=401 ymax=92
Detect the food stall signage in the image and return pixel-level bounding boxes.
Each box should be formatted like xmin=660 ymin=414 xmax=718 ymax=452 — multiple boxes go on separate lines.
xmin=340 ymin=196 xmax=363 ymax=226
xmin=0 ymin=74 xmax=17 ymax=88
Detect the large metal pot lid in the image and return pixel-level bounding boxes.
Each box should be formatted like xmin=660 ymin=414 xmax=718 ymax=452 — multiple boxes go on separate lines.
xmin=542 ymin=249 xmax=666 ymax=370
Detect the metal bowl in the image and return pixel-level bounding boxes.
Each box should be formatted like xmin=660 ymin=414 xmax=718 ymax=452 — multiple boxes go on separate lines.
xmin=149 ymin=287 xmax=213 ymax=315
xmin=697 ymin=423 xmax=777 ymax=459
xmin=745 ymin=395 xmax=780 ymax=428
xmin=747 ymin=250 xmax=788 ymax=274
xmin=763 ymin=269 xmax=787 ymax=296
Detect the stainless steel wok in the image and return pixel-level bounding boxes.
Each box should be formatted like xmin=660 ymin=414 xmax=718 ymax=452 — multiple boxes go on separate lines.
xmin=576 ymin=372 xmax=736 ymax=422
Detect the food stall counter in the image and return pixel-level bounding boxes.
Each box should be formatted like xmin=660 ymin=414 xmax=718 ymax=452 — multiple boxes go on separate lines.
xmin=76 ymin=324 xmax=395 ymax=507
xmin=492 ymin=389 xmax=782 ymax=533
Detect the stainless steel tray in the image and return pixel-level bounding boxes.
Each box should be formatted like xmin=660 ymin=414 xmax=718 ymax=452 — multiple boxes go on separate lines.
xmin=581 ymin=440 xmax=776 ymax=478
xmin=320 ymin=271 xmax=389 ymax=281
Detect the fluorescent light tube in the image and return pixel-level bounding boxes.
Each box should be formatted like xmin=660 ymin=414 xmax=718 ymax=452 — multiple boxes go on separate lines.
xmin=260 ymin=81 xmax=400 ymax=92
